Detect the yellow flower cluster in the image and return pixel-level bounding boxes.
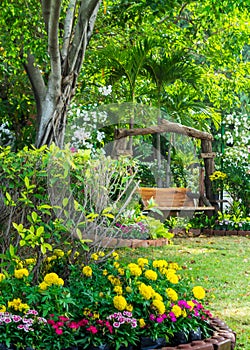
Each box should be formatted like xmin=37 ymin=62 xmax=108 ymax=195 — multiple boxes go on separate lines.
xmin=137 ymin=258 xmax=148 ymax=268
xmin=8 ymin=298 xmax=29 ymax=312
xmin=39 ymin=272 xmax=64 ymax=290
xmin=0 ymin=273 xmax=5 ymax=282
xmin=0 ymin=305 xmax=6 ymax=312
xmin=165 ymin=269 xmax=179 ymax=284
xmin=192 ymin=286 xmax=206 ymax=300
xmin=144 ymin=269 xmax=158 ymax=281
xmin=113 ymin=295 xmax=127 ymax=311
xmin=209 ymin=171 xmax=227 ymax=181
xmin=138 ymin=283 xmax=155 ymax=300
xmin=82 ymin=266 xmax=92 ymax=277
xmin=114 ymin=285 xmax=123 ymax=295
xmin=152 ymin=259 xmax=168 ymax=269
xmin=171 ymin=304 xmax=182 ymax=318
xmin=128 ymin=263 xmax=142 ymax=276
xmin=152 ymin=299 xmax=166 ymax=315
xmin=14 ymin=268 xmax=29 ymax=279
xmin=25 ymin=258 xmax=36 ymax=265
xmin=166 ymin=288 xmax=178 ymax=301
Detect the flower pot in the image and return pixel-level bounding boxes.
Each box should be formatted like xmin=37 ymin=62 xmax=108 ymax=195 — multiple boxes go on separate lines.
xmin=189 ymin=327 xmax=202 ymax=342
xmin=170 ymin=331 xmax=188 ymax=346
xmin=140 ymin=337 xmax=167 ymax=350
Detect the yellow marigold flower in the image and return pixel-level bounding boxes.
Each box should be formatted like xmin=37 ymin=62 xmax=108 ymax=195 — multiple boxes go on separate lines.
xmin=118 ymin=268 xmax=125 ymax=275
xmin=126 ymin=304 xmax=133 ymax=312
xmin=0 ymin=305 xmax=6 ymax=312
xmin=171 ymin=305 xmax=182 ymax=318
xmin=8 ymin=298 xmax=29 ymax=312
xmin=25 ymin=258 xmax=36 ymax=265
xmin=93 ymin=311 xmax=100 ymax=318
xmin=192 ymin=286 xmax=206 ymax=300
xmin=137 ymin=258 xmax=148 ymax=268
xmin=144 ymin=269 xmax=157 ymax=281
xmin=39 ymin=281 xmax=48 ymax=291
xmin=153 ymin=259 xmax=168 ymax=269
xmin=82 ymin=266 xmax=92 ymax=277
xmin=91 ymin=253 xmax=99 ymax=261
xmin=139 ymin=283 xmax=155 ymax=300
xmin=114 ymin=285 xmax=123 ymax=295
xmin=44 ymin=272 xmax=61 ymax=285
xmin=112 ymin=252 xmax=119 ymax=260
xmin=152 ymin=299 xmax=165 ymax=315
xmin=153 ymin=292 xmax=163 ymax=301
xmin=128 ymin=263 xmax=142 ymax=276
xmin=126 ymin=286 xmax=132 ymax=293
xmin=57 ymin=278 xmax=64 ymax=286
xmin=53 ymin=249 xmax=64 ymax=257
xmin=139 ymin=318 xmax=146 ymax=328
xmin=14 ymin=268 xmax=29 ymax=279
xmin=103 ymin=269 xmax=108 ymax=276
xmin=182 ymin=309 xmax=187 ymax=317
xmin=113 ymin=262 xmax=120 ymax=268
xmin=187 ymin=300 xmax=195 ymax=310
xmin=168 ymin=262 xmax=181 ymax=271
xmin=113 ymin=295 xmax=127 ymax=311
xmin=0 ymin=273 xmax=6 ymax=282
xmin=166 ymin=271 xmax=179 ymax=284
xmin=98 ymin=251 xmax=105 ymax=257
xmin=166 ymin=288 xmax=178 ymax=301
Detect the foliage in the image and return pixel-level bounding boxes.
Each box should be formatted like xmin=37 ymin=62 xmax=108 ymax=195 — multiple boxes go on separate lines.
xmin=213 ymin=112 xmax=250 ymax=214
xmin=0 ymin=145 xmax=140 ymax=269
xmin=0 ymin=250 xmax=213 ymax=349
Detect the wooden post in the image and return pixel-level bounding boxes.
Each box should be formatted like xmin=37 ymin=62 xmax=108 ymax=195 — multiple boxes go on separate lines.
xmin=201 ymin=140 xmax=218 ymax=211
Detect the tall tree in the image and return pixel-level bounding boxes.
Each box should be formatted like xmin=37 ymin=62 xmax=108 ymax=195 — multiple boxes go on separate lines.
xmin=0 ymin=0 xmax=102 ymax=148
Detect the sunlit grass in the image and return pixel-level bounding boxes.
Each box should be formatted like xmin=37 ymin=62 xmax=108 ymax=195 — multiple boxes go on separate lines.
xmin=119 ymin=236 xmax=250 ymax=350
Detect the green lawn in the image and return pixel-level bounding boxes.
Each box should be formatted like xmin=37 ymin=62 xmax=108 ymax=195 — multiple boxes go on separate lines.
xmin=119 ymin=236 xmax=250 ymax=350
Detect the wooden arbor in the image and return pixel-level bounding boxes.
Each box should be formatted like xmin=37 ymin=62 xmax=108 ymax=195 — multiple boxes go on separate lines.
xmin=113 ymin=119 xmax=218 ymax=215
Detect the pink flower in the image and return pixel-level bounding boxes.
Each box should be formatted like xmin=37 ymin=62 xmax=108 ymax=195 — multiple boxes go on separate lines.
xmin=87 ymin=325 xmax=98 ymax=334
xmin=55 ymin=328 xmax=63 ymax=335
xmin=113 ymin=322 xmax=120 ymax=328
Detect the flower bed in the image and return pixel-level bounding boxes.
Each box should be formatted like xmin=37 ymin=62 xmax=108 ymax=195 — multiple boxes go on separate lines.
xmin=0 ymin=252 xmax=218 ymax=350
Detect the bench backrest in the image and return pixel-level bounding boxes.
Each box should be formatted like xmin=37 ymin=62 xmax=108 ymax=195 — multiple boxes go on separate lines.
xmin=137 ymin=187 xmax=195 ymax=208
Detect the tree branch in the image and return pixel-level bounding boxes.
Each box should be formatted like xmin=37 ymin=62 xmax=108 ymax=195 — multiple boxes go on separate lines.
xmin=41 ymin=0 xmax=52 ymax=33
xmin=67 ymin=0 xmax=101 ymax=75
xmin=47 ymin=0 xmax=62 ymax=97
xmin=62 ymin=0 xmax=77 ymax=61
xmin=23 ymin=53 xmax=46 ymax=121
xmin=114 ymin=119 xmax=214 ymax=141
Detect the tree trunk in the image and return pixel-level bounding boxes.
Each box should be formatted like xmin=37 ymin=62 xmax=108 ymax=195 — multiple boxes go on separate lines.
xmin=24 ymin=0 xmax=102 ymax=148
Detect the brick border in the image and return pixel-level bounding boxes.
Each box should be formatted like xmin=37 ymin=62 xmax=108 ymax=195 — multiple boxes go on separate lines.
xmin=161 ymin=317 xmax=236 ymax=350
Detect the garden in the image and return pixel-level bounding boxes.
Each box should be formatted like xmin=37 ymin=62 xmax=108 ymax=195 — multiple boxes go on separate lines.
xmin=0 ymin=1 xmax=249 ymax=350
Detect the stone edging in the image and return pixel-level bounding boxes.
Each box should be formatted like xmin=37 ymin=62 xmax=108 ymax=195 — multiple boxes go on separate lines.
xmin=161 ymin=317 xmax=236 ymax=350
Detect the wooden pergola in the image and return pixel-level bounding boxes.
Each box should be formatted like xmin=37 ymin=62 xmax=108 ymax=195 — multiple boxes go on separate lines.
xmin=113 ymin=119 xmax=218 ymax=213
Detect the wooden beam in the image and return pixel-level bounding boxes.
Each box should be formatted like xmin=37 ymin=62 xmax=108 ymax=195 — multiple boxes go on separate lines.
xmin=114 ymin=119 xmax=214 ymax=141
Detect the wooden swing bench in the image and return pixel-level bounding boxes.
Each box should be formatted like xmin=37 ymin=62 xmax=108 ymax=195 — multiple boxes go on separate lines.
xmin=137 ymin=187 xmax=215 ymax=217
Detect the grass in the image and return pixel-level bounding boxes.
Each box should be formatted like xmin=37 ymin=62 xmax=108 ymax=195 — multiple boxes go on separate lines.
xmin=119 ymin=235 xmax=250 ymax=350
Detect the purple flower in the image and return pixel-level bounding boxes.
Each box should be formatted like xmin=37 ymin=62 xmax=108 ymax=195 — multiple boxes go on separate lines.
xmin=113 ymin=322 xmax=120 ymax=328
xmin=149 ymin=314 xmax=155 ymax=321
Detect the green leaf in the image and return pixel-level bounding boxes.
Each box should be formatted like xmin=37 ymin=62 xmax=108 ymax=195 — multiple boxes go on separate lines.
xmin=31 ymin=211 xmax=38 ymax=222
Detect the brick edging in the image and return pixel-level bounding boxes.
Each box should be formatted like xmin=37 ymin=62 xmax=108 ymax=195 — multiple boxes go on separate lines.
xmin=161 ymin=317 xmax=236 ymax=350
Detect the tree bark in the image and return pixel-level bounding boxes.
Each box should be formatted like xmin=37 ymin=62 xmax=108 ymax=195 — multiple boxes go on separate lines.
xmin=24 ymin=0 xmax=102 ymax=148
